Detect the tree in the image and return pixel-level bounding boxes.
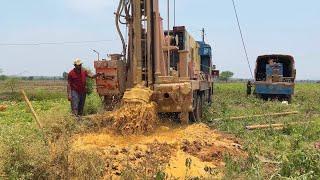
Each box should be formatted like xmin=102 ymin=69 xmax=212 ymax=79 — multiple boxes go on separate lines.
xmin=5 ymin=78 xmax=19 ymax=93
xmin=0 ymin=69 xmax=6 ymax=81
xmin=0 ymin=75 xmax=7 ymax=81
xmin=219 ymin=71 xmax=234 ymax=82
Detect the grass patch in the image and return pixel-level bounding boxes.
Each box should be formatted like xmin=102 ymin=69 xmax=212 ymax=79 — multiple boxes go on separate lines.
xmin=203 ymin=83 xmax=320 ymax=179
xmin=0 ymin=82 xmax=319 ymax=179
xmin=0 ymin=90 xmax=66 ymax=102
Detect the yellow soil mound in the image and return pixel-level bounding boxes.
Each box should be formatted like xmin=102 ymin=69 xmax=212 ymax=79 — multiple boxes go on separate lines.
xmin=123 ymin=86 xmax=153 ymax=104
xmin=111 ymin=102 xmax=158 ymax=135
xmin=71 ymin=123 xmax=245 ymax=179
xmin=88 ymin=86 xmax=158 ymax=136
xmin=74 ymin=87 xmax=244 ymax=178
xmin=0 ymin=105 xmax=7 ymax=112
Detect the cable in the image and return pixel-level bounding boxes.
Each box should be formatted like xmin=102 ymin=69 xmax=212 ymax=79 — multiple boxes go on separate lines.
xmin=0 ymin=39 xmax=115 ymax=46
xmin=231 ymin=0 xmax=254 ymax=80
xmin=167 ymin=0 xmax=170 ymax=73
xmin=174 ymin=0 xmax=176 ymax=26
xmin=115 ymin=0 xmax=127 ymax=59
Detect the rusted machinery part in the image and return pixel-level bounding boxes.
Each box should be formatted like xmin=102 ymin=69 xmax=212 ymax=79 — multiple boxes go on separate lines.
xmin=122 ymin=85 xmax=153 ymax=104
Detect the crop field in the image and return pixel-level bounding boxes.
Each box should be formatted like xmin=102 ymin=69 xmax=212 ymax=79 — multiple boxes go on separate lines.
xmin=0 ymin=81 xmax=319 ymax=179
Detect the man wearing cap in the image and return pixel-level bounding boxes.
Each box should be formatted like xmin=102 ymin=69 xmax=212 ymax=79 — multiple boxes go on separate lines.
xmin=67 ymin=59 xmax=99 ymax=116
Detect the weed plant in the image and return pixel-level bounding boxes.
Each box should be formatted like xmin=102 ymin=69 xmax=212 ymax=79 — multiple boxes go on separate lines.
xmin=203 ymin=83 xmax=320 ymax=179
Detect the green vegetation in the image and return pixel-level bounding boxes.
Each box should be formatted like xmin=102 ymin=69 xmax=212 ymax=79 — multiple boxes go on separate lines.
xmin=0 ymin=82 xmax=319 ymax=179
xmin=219 ymin=71 xmax=234 ymax=82
xmin=0 ymin=97 xmax=102 ymax=179
xmin=203 ymin=83 xmax=320 ymax=179
xmin=83 ymin=93 xmax=103 ymax=115
xmin=5 ymin=78 xmax=20 ymax=93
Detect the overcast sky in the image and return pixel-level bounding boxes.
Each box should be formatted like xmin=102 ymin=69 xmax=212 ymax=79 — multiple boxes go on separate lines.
xmin=0 ymin=0 xmax=319 ymax=80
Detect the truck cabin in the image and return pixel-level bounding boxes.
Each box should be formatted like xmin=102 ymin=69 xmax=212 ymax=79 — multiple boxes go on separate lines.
xmin=197 ymin=41 xmax=212 ymax=75
xmin=165 ymin=26 xmax=213 ymax=78
xmin=255 ymin=55 xmax=295 ymax=83
xmin=164 ymin=28 xmax=179 ymax=71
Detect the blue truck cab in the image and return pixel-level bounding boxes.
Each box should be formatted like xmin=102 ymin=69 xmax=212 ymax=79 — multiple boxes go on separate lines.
xmin=254 ymin=54 xmax=296 ymax=102
xmin=197 ymin=41 xmax=212 ymax=75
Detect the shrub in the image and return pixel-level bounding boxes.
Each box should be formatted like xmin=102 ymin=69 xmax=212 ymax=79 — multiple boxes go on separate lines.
xmin=69 ymin=149 xmax=105 ymax=180
xmin=5 ymin=78 xmax=20 ymax=93
xmin=280 ymin=149 xmax=320 ymax=179
xmin=0 ymin=106 xmax=79 ymax=179
xmin=0 ymin=124 xmax=49 ymax=179
xmin=27 ymin=90 xmax=66 ymax=101
xmin=83 ymin=93 xmax=103 ymax=115
xmin=84 ymin=68 xmax=94 ymax=95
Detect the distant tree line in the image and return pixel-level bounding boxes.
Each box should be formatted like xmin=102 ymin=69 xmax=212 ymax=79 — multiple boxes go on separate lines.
xmin=0 ymin=76 xmax=66 ymax=81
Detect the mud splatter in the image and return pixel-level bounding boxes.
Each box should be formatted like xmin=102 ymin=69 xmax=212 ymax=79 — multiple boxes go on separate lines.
xmin=111 ymin=102 xmax=158 ymax=135
xmin=87 ymin=86 xmax=158 ymax=136
xmin=0 ymin=105 xmax=7 ymax=112
xmin=70 ymin=123 xmax=244 ymax=178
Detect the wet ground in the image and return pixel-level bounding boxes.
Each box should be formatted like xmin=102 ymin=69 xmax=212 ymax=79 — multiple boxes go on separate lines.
xmin=71 ymin=122 xmax=245 ymax=178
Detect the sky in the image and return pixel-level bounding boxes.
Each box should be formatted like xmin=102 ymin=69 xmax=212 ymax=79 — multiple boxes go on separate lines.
xmin=0 ymin=0 xmax=319 ymax=80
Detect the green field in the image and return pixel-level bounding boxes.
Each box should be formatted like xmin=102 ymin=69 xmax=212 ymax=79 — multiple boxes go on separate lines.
xmin=206 ymin=83 xmax=320 ymax=179
xmin=0 ymin=81 xmax=319 ymax=179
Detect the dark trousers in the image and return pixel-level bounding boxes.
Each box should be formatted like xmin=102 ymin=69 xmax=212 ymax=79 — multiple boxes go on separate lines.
xmin=71 ymin=90 xmax=86 ymax=116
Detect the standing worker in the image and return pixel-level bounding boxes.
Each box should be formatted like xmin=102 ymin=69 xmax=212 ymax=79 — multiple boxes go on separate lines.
xmin=246 ymin=80 xmax=252 ymax=96
xmin=67 ymin=59 xmax=100 ymax=117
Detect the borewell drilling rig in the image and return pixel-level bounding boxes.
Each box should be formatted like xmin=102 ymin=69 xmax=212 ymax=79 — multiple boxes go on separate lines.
xmin=94 ymin=0 xmax=217 ymax=123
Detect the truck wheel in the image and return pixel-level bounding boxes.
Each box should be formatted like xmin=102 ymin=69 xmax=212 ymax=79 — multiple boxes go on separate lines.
xmin=287 ymin=95 xmax=292 ymax=103
xmin=189 ymin=94 xmax=201 ymax=122
xmin=259 ymin=94 xmax=268 ymax=101
xmin=189 ymin=96 xmax=196 ymax=123
xmin=208 ymin=89 xmax=213 ymax=104
xmin=204 ymin=90 xmax=209 ymax=104
xmin=195 ymin=94 xmax=202 ymax=121
xmin=180 ymin=112 xmax=189 ymax=124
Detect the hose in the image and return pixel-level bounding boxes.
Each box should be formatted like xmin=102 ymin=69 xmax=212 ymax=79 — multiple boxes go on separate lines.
xmin=115 ymin=0 xmax=127 ymax=61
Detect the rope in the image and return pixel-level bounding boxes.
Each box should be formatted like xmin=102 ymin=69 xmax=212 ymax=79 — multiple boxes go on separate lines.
xmin=231 ymin=0 xmax=254 ymax=80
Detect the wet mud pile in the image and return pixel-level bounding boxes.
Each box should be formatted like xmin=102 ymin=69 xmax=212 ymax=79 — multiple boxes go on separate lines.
xmin=70 ymin=123 xmax=245 ymax=178
xmin=111 ymin=102 xmax=158 ymax=135
xmin=0 ymin=105 xmax=7 ymax=111
xmin=73 ymin=87 xmax=245 ymax=178
xmin=88 ymin=86 xmax=158 ymax=136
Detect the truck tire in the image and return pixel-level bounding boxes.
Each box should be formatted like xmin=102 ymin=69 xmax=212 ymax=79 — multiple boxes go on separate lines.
xmin=189 ymin=93 xmax=202 ymax=122
xmin=287 ymin=95 xmax=292 ymax=104
xmin=195 ymin=94 xmax=203 ymax=121
xmin=180 ymin=112 xmax=189 ymax=124
xmin=208 ymin=89 xmax=213 ymax=104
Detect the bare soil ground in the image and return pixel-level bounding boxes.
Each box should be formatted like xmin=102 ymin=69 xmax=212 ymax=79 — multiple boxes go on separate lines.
xmin=71 ymin=123 xmax=244 ymax=179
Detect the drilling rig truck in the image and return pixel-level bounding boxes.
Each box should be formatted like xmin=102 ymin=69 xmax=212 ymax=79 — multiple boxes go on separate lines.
xmin=94 ymin=0 xmax=216 ymax=123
